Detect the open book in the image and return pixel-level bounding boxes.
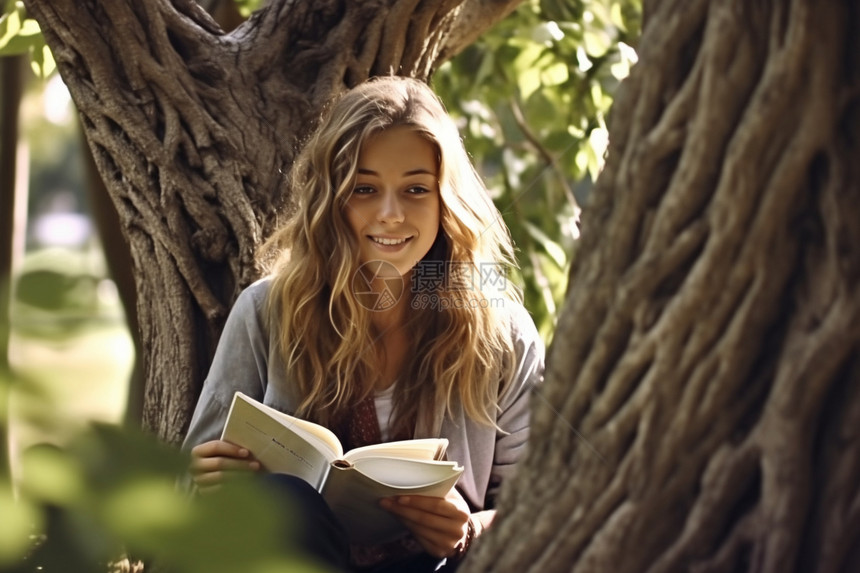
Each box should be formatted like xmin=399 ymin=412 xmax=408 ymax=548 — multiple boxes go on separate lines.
xmin=220 ymin=391 xmax=464 ymax=544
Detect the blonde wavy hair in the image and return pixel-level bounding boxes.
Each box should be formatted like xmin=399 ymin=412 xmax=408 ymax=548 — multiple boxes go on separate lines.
xmin=262 ymin=76 xmax=521 ymax=436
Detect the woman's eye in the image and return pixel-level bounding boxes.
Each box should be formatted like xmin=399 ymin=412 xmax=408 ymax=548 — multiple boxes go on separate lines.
xmin=352 ymin=185 xmax=374 ymax=195
xmin=406 ymin=186 xmax=430 ymax=194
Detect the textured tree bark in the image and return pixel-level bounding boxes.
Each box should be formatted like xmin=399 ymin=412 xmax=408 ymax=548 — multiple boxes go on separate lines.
xmin=80 ymin=128 xmax=146 ymax=426
xmin=78 ymin=0 xmax=247 ymax=428
xmin=464 ymin=1 xmax=860 ymax=572
xmin=21 ymin=0 xmax=523 ymax=444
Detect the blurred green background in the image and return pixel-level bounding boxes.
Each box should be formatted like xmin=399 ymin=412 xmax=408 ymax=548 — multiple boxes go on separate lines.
xmin=6 ymin=70 xmax=134 ymax=456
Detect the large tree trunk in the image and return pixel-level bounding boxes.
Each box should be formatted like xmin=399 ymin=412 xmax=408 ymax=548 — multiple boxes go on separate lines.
xmin=80 ymin=128 xmax=146 ymax=426
xmin=22 ymin=0 xmax=523 ymax=445
xmin=78 ymin=0 xmax=246 ymax=429
xmin=467 ymin=1 xmax=860 ymax=572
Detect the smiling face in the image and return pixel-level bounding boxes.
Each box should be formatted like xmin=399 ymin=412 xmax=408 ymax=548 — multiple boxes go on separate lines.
xmin=345 ymin=126 xmax=441 ymax=278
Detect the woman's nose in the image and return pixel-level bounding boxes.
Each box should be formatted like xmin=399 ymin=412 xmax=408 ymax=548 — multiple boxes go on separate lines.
xmin=377 ymin=191 xmax=405 ymax=223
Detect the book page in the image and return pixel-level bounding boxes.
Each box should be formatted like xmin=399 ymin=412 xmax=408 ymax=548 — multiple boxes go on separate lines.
xmin=342 ymin=438 xmax=448 ymax=463
xmin=221 ymin=393 xmax=339 ymax=490
xmin=230 ymin=393 xmax=343 ymax=458
xmin=350 ymin=457 xmax=463 ymax=487
xmin=322 ymin=458 xmax=463 ymax=544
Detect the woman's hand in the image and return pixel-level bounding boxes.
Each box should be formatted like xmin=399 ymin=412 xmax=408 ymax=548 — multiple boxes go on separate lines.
xmin=380 ymin=488 xmax=473 ymax=559
xmin=189 ymin=439 xmax=261 ymax=494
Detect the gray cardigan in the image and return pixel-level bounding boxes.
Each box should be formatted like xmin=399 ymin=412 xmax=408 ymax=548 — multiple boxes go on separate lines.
xmin=182 ymin=278 xmax=544 ymax=511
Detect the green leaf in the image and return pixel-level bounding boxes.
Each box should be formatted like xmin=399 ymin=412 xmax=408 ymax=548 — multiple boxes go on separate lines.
xmin=234 ymin=0 xmax=264 ymax=17
xmin=517 ymin=67 xmax=542 ymax=101
xmin=610 ymin=1 xmax=627 ymax=31
xmin=0 ymin=483 xmax=43 ymax=565
xmin=101 ymin=479 xmax=195 ymax=545
xmin=0 ymin=6 xmax=42 ymax=55
xmin=17 ymin=17 xmax=38 ymax=36
xmin=583 ymin=28 xmax=612 ymax=56
xmin=30 ymin=39 xmax=56 ymax=78
xmin=0 ymin=32 xmax=32 ymax=54
xmin=531 ymin=21 xmax=565 ymax=44
xmin=0 ymin=1 xmax=23 ymax=50
xmin=523 ymin=221 xmax=567 ymax=268
xmin=19 ymin=444 xmax=86 ymax=505
xmin=474 ymin=49 xmax=497 ymax=88
xmin=543 ymin=129 xmax=578 ymax=156
xmin=513 ymin=42 xmax=544 ymax=100
xmin=540 ymin=61 xmax=569 ymax=86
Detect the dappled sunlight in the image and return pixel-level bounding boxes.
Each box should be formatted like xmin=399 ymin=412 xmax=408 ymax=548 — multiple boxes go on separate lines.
xmin=7 ymin=246 xmax=135 ymax=468
xmin=7 ymin=323 xmax=133 ymax=480
xmin=8 ymin=325 xmax=132 ymax=432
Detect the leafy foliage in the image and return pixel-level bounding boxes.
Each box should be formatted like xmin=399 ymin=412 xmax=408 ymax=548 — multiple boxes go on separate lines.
xmin=0 ymin=0 xmax=54 ymax=76
xmin=232 ymin=0 xmax=260 ymax=18
xmin=434 ymin=0 xmax=641 ymax=343
xmin=12 ymin=248 xmax=119 ymax=338
xmin=1 ymin=420 xmax=329 ymax=573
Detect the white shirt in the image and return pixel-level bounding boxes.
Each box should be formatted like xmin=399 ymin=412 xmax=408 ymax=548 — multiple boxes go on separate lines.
xmin=374 ymin=384 xmax=395 ymax=441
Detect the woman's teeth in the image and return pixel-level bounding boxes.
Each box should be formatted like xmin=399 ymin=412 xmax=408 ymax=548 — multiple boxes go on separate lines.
xmin=372 ymin=237 xmax=408 ymax=245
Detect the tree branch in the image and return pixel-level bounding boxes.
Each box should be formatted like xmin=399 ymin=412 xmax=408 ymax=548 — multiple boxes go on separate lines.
xmin=437 ymin=0 xmax=525 ymax=63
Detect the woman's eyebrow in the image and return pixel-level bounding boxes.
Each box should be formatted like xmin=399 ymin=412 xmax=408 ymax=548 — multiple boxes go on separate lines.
xmin=406 ymin=168 xmax=437 ymax=176
xmin=356 ymin=167 xmax=437 ymax=176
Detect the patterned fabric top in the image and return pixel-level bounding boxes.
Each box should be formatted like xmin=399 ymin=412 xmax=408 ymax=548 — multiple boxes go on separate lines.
xmin=333 ymin=394 xmax=423 ymax=568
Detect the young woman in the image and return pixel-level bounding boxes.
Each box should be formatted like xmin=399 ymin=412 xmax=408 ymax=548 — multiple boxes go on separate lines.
xmin=183 ymin=76 xmax=544 ymax=572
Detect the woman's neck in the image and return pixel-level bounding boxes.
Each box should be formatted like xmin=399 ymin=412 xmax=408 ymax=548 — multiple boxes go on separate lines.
xmin=369 ymin=294 xmax=409 ymax=335
xmin=365 ymin=269 xmax=412 ymax=334
xmin=365 ymin=273 xmax=413 ymax=392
